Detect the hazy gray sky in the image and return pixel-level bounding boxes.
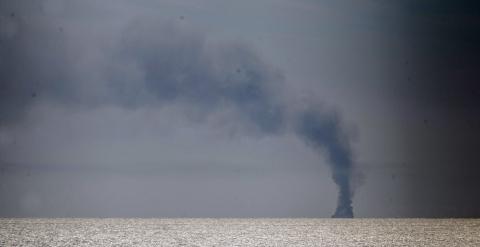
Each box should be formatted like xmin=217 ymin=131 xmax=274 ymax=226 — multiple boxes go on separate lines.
xmin=1 ymin=0 xmax=479 ymax=217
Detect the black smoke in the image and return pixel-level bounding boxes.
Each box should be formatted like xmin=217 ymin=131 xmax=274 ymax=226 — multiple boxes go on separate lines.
xmin=0 ymin=5 xmax=357 ymax=217
xmin=113 ymin=19 xmax=285 ymax=134
xmin=295 ymin=108 xmax=354 ymax=218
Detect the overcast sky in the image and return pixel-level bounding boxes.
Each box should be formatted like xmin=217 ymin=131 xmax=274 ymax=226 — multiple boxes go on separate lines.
xmin=1 ymin=0 xmax=479 ymax=217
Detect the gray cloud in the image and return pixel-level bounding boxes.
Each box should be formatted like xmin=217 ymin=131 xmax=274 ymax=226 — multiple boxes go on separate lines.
xmin=0 ymin=9 xmax=72 ymax=124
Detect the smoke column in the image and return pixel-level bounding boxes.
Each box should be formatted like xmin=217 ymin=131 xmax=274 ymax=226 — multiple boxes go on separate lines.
xmin=0 ymin=11 xmax=356 ymax=217
xmin=118 ymin=20 xmax=357 ymax=217
xmin=295 ymin=109 xmax=354 ymax=218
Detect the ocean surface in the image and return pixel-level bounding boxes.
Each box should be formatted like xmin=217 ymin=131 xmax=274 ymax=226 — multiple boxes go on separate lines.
xmin=1 ymin=218 xmax=479 ymax=246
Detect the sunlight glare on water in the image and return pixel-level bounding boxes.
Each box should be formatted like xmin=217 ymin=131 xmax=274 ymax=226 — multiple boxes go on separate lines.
xmin=1 ymin=218 xmax=479 ymax=246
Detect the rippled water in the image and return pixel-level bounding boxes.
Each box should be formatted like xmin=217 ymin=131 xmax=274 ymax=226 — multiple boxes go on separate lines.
xmin=1 ymin=218 xmax=479 ymax=246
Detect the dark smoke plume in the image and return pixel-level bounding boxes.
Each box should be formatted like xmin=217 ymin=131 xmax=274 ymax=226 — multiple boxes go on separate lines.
xmin=0 ymin=9 xmax=356 ymax=216
xmin=295 ymin=109 xmax=354 ymax=218
xmin=111 ymin=19 xmax=358 ymax=216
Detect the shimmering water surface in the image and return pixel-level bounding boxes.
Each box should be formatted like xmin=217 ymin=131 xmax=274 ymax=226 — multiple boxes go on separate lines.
xmin=1 ymin=218 xmax=479 ymax=246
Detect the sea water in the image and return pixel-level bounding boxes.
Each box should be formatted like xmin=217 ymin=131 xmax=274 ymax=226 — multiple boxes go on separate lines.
xmin=1 ymin=218 xmax=479 ymax=246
